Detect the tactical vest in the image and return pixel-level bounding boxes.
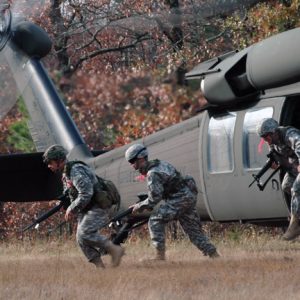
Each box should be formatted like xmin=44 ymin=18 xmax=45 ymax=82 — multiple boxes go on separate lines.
xmin=146 ymin=160 xmax=198 ymax=196
xmin=277 ymin=126 xmax=297 ymax=158
xmin=272 ymin=127 xmax=299 ymax=175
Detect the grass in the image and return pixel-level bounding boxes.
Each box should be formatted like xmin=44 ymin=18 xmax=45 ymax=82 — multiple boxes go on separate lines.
xmin=1 ymin=229 xmax=300 ymax=300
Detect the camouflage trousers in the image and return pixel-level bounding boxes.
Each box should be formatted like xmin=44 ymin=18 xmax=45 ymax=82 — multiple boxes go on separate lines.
xmin=148 ymin=191 xmax=217 ymax=256
xmin=76 ymin=207 xmax=109 ymax=262
xmin=282 ymin=172 xmax=300 ymax=217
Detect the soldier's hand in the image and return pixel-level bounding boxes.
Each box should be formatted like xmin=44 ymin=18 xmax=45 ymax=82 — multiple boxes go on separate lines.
xmin=130 ymin=203 xmax=141 ymax=214
xmin=271 ymin=162 xmax=279 ymax=169
xmin=298 ymin=165 xmax=300 ymax=173
xmin=65 ymin=207 xmax=73 ymax=221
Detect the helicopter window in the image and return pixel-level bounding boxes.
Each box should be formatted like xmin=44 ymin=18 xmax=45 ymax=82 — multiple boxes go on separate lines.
xmin=243 ymin=107 xmax=274 ymax=169
xmin=207 ymin=113 xmax=236 ymax=173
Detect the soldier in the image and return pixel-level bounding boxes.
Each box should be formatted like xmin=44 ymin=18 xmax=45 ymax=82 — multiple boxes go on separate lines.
xmin=125 ymin=143 xmax=219 ymax=261
xmin=256 ymin=118 xmax=300 ymax=240
xmin=43 ymin=144 xmax=124 ymax=268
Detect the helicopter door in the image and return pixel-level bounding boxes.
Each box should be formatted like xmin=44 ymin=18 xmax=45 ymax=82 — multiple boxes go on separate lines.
xmin=202 ymin=98 xmax=289 ymax=221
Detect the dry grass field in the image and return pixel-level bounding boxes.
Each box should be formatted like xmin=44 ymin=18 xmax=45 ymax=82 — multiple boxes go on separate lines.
xmin=1 ymin=231 xmax=300 ymax=300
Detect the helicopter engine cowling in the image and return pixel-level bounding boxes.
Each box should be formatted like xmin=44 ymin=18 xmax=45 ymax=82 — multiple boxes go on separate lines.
xmin=246 ymin=27 xmax=300 ymax=90
xmin=187 ymin=27 xmax=300 ymax=107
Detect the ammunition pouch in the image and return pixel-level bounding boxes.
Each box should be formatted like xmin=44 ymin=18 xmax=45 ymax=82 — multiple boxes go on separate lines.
xmin=163 ymin=174 xmax=186 ymax=197
xmin=164 ymin=180 xmax=185 ymax=196
xmin=164 ymin=175 xmax=198 ymax=197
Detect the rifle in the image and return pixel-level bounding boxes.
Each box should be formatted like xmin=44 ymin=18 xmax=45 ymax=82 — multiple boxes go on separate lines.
xmin=22 ymin=193 xmax=70 ymax=232
xmin=249 ymin=149 xmax=281 ymax=191
xmin=107 ymin=193 xmax=150 ymax=245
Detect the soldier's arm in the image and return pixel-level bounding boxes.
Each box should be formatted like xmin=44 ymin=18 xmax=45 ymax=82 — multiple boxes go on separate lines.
xmin=287 ymin=128 xmax=300 ymax=163
xmin=68 ymin=166 xmax=94 ymax=212
xmin=145 ymin=172 xmax=165 ymax=208
xmin=132 ymin=172 xmax=164 ymax=212
xmin=268 ymin=147 xmax=280 ymax=168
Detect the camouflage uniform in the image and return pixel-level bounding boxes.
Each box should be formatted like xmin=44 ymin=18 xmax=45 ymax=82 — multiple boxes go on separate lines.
xmin=135 ymin=160 xmax=217 ymax=256
xmin=63 ymin=163 xmax=109 ymax=263
xmin=270 ymin=127 xmax=300 ymax=217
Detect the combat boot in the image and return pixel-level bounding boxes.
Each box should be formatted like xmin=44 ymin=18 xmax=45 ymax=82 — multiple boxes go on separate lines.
xmin=104 ymin=241 xmax=124 ymax=267
xmin=282 ymin=215 xmax=300 ymax=241
xmin=142 ymin=249 xmax=166 ymax=262
xmin=155 ymin=249 xmax=166 ymax=260
xmin=208 ymin=250 xmax=220 ymax=259
xmin=90 ymin=256 xmax=105 ymax=269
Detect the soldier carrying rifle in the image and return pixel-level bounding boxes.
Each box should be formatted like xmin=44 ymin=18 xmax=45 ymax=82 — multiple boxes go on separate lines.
xmin=256 ymin=118 xmax=300 ymax=240
xmin=43 ymin=145 xmax=124 ymax=268
xmin=125 ymin=144 xmax=219 ymax=261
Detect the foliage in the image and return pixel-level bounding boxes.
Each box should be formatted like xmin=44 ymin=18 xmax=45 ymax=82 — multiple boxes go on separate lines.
xmin=61 ymin=66 xmax=206 ymax=149
xmin=6 ymin=100 xmax=35 ymax=153
xmin=225 ymin=0 xmax=300 ymax=49
xmin=0 ymin=201 xmax=76 ymax=241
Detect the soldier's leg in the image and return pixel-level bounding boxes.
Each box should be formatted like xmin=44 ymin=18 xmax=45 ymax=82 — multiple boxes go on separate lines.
xmin=291 ymin=174 xmax=300 ymax=217
xmin=148 ymin=212 xmax=167 ymax=253
xmin=283 ymin=174 xmax=300 ymax=241
xmin=281 ymin=172 xmax=294 ymax=195
xmin=76 ymin=209 xmax=108 ymax=267
xmin=148 ymin=204 xmax=180 ymax=260
xmin=179 ymin=208 xmax=218 ymax=257
xmin=77 ymin=208 xmax=124 ymax=267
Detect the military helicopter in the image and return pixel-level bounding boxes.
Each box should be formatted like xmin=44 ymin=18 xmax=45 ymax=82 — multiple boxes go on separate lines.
xmin=0 ymin=2 xmax=300 ymax=228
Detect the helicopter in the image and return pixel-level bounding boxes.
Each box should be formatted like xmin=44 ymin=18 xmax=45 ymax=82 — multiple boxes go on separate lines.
xmin=0 ymin=3 xmax=300 ymax=228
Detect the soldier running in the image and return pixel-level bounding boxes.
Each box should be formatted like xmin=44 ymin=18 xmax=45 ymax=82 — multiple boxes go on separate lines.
xmin=125 ymin=143 xmax=219 ymax=261
xmin=256 ymin=118 xmax=300 ymax=240
xmin=43 ymin=144 xmax=124 ymax=268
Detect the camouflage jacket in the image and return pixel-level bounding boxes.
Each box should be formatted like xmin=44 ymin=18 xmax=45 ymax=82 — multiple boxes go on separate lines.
xmin=271 ymin=126 xmax=300 ymax=175
xmin=62 ymin=162 xmax=99 ymax=213
xmin=137 ymin=159 xmax=189 ymax=210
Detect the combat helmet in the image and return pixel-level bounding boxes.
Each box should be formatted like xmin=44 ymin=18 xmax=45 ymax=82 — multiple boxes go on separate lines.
xmin=256 ymin=118 xmax=279 ymax=137
xmin=43 ymin=144 xmax=67 ymax=163
xmin=125 ymin=144 xmax=148 ymax=163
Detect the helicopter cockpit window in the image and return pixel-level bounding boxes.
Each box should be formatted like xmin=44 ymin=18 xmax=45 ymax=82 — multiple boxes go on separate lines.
xmin=243 ymin=107 xmax=273 ymax=169
xmin=207 ymin=113 xmax=236 ymax=173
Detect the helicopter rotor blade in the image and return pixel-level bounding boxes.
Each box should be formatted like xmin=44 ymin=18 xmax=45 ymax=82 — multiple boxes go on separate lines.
xmin=0 ymin=0 xmax=48 ymax=121
xmin=0 ymin=54 xmax=19 ymax=120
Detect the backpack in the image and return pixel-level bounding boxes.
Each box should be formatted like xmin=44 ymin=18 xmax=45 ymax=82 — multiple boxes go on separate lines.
xmin=64 ymin=161 xmax=121 ymax=210
xmin=95 ymin=176 xmax=121 ymax=210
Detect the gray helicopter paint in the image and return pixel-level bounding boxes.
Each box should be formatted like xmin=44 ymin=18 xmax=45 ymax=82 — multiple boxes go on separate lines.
xmin=261 ymin=82 xmax=300 ymax=100
xmin=247 ymin=28 xmax=300 ymax=90
xmin=200 ymin=48 xmax=256 ymax=105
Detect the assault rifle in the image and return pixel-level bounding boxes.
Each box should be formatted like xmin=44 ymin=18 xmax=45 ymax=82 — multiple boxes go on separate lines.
xmin=108 ymin=193 xmax=151 ymax=245
xmin=22 ymin=193 xmax=70 ymax=232
xmin=249 ymin=149 xmax=281 ymax=191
